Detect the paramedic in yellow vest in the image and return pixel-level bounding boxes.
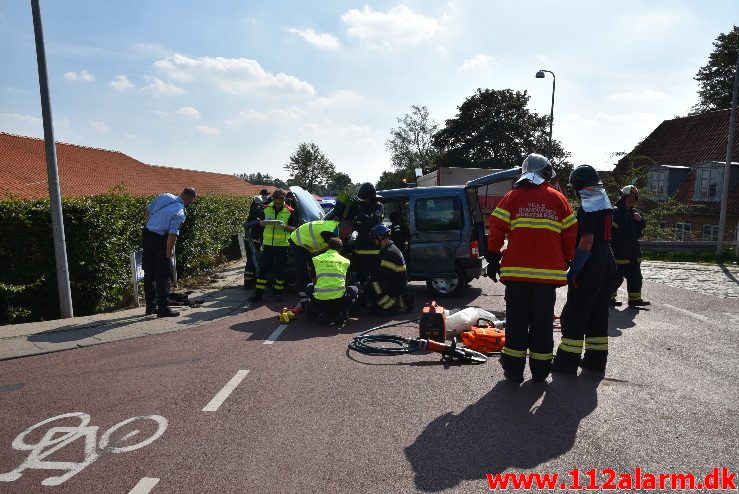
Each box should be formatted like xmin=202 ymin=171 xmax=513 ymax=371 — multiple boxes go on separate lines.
xmin=289 ymin=219 xmax=354 ymax=302
xmin=249 ymin=189 xmax=296 ymax=303
xmin=306 ymin=238 xmax=355 ymax=324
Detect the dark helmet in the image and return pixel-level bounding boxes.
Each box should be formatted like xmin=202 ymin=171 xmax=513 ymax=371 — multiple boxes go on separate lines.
xmin=371 ymin=223 xmax=391 ymax=240
xmin=569 ymin=165 xmax=602 ymax=191
xmin=357 ymin=182 xmax=376 ymax=200
xmin=521 ymin=153 xmax=555 ymax=181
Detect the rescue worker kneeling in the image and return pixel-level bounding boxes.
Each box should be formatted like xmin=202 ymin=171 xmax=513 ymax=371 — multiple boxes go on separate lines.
xmin=305 ymin=238 xmax=357 ymax=325
xmin=363 ymin=224 xmax=414 ymax=315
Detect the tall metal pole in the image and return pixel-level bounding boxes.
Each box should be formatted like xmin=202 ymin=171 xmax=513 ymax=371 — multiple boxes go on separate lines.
xmin=31 ymin=0 xmax=74 ymax=318
xmin=716 ymin=51 xmax=739 ymax=255
xmin=548 ymin=73 xmax=555 ymax=159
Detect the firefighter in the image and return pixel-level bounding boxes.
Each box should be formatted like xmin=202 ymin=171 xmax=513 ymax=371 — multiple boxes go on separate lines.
xmin=289 ymin=219 xmax=354 ymax=304
xmin=610 ymin=185 xmax=649 ymax=307
xmin=364 ymin=224 xmax=413 ymax=315
xmin=487 ymin=154 xmax=577 ymax=383
xmin=552 ymin=165 xmax=617 ymax=374
xmin=249 ymin=189 xmax=296 ymax=303
xmin=350 ymin=182 xmax=384 ymax=283
xmin=243 ymin=195 xmax=265 ymax=290
xmin=306 ymin=237 xmax=357 ymax=324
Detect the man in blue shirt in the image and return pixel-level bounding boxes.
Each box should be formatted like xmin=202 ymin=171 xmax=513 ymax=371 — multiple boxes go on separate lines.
xmin=143 ymin=187 xmax=196 ymax=317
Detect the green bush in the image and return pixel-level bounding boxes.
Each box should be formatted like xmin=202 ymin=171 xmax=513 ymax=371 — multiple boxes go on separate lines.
xmin=0 ymin=193 xmax=250 ymax=324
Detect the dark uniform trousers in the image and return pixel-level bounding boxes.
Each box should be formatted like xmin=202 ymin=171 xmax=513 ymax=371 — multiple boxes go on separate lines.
xmin=255 ymin=245 xmax=288 ymax=294
xmin=501 ymin=281 xmax=557 ymax=379
xmin=290 ymin=240 xmax=312 ymax=298
xmin=142 ymin=229 xmax=172 ymax=311
xmin=613 ymin=262 xmax=643 ymax=302
xmin=554 ymin=246 xmax=616 ymax=371
xmin=243 ymin=238 xmax=261 ymax=289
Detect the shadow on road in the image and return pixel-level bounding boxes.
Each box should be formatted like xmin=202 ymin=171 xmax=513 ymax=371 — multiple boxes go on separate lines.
xmin=405 ymin=373 xmax=601 ymax=492
xmin=607 ymin=306 xmax=639 ymax=337
xmin=719 ymin=263 xmax=739 ymax=285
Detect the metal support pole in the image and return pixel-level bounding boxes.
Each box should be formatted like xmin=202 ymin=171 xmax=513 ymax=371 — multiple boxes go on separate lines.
xmin=31 ymin=0 xmax=73 ymax=318
xmin=548 ymin=74 xmax=555 ymax=159
xmin=717 ymin=51 xmax=739 ymax=255
xmin=130 ymin=251 xmax=140 ymax=307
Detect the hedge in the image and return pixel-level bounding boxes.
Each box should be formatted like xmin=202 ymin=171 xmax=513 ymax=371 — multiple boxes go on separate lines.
xmin=0 ymin=193 xmax=250 ymax=325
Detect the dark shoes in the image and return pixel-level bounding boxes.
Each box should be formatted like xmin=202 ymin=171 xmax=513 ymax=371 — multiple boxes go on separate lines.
xmin=248 ymin=294 xmax=263 ymax=303
xmin=157 ymin=308 xmax=179 ymax=318
xmin=609 ymin=299 xmax=622 ymax=307
xmin=274 ymin=293 xmax=283 ymax=302
xmin=628 ymin=299 xmax=650 ymax=307
xmin=551 ymin=361 xmax=578 ymax=374
xmin=503 ymin=370 xmax=524 ymax=384
xmin=145 ymin=305 xmax=157 ymax=316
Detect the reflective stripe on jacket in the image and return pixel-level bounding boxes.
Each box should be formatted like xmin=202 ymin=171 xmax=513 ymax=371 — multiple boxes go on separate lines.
xmin=488 ymin=182 xmax=578 ymax=286
xmin=290 ymin=220 xmax=340 ymax=253
xmin=262 ymin=205 xmax=292 ymax=247
xmin=311 ymin=249 xmax=350 ymax=300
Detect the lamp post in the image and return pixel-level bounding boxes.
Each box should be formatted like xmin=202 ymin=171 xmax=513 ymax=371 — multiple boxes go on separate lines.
xmin=536 ymin=69 xmax=556 ymax=159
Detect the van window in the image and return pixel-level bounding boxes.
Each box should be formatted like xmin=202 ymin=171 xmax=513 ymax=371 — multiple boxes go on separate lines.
xmin=414 ymin=196 xmax=463 ymax=231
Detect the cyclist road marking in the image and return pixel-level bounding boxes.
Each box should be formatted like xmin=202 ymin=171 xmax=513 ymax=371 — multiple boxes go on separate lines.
xmin=264 ymin=324 xmax=288 ymax=344
xmin=662 ymin=304 xmax=709 ymax=322
xmin=202 ymin=370 xmax=250 ymax=412
xmin=129 ymin=477 xmax=160 ymax=494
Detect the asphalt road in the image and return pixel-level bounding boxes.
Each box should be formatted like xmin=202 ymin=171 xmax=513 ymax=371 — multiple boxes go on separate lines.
xmin=1 ymin=274 xmax=738 ymax=493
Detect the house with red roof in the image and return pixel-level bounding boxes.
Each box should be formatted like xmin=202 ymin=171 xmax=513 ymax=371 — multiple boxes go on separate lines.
xmin=0 ymin=132 xmax=275 ymax=199
xmin=614 ymin=109 xmax=739 ymax=242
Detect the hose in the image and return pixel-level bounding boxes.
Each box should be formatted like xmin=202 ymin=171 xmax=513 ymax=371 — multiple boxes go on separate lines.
xmin=348 ymin=319 xmax=420 ymax=356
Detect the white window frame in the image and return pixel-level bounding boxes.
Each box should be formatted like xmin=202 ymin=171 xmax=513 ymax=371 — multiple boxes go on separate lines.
xmin=695 ymin=167 xmax=723 ymax=201
xmin=702 ymin=224 xmax=719 ymax=241
xmin=648 ymin=170 xmax=667 ymax=197
xmin=675 ymin=222 xmax=692 ymax=241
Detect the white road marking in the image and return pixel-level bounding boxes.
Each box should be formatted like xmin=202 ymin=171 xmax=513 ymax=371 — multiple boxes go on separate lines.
xmin=663 ymin=304 xmax=710 ymax=322
xmin=202 ymin=370 xmax=250 ymax=412
xmin=264 ymin=324 xmax=288 ymax=344
xmin=128 ymin=477 xmax=160 ymax=494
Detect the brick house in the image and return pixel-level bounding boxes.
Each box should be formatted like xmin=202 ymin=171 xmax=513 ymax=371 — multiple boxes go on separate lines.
xmin=0 ymin=132 xmax=274 ymax=199
xmin=613 ymin=109 xmax=739 ymax=241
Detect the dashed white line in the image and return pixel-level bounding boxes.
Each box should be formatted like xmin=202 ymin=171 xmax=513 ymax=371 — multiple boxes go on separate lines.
xmin=128 ymin=477 xmax=160 ymax=494
xmin=663 ymin=304 xmax=710 ymax=322
xmin=264 ymin=324 xmax=288 ymax=344
xmin=202 ymin=370 xmax=250 ymax=412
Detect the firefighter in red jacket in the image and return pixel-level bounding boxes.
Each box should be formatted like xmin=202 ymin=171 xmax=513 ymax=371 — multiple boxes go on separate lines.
xmin=487 ymin=154 xmax=578 ymax=383
xmin=552 ymin=165 xmax=617 ymax=374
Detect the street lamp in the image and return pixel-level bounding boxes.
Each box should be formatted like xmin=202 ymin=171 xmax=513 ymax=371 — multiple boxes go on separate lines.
xmin=536 ymin=69 xmax=556 ymax=159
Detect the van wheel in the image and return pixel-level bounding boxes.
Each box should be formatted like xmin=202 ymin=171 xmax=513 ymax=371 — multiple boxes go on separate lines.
xmin=426 ymin=267 xmax=468 ymax=297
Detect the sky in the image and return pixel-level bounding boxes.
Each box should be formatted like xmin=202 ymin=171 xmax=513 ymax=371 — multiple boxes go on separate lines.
xmin=0 ymin=1 xmax=736 ymax=184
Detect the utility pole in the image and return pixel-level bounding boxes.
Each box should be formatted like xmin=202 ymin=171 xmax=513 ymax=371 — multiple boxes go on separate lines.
xmin=716 ymin=51 xmax=739 ymax=256
xmin=31 ymin=0 xmax=74 ymax=318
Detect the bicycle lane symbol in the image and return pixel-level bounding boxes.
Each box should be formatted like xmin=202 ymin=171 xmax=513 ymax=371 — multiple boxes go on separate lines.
xmin=0 ymin=412 xmax=168 ymax=487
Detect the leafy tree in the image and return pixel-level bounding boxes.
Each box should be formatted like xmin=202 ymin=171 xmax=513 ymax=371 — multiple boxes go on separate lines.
xmin=692 ymin=25 xmax=739 ymax=114
xmin=386 ymin=105 xmax=443 ymax=177
xmin=326 ymin=172 xmax=356 ymax=196
xmin=432 ymin=88 xmax=569 ymax=176
xmin=375 ymin=169 xmax=412 ymax=190
xmin=284 ymin=142 xmax=336 ymax=194
xmin=237 ymin=172 xmax=287 ymax=189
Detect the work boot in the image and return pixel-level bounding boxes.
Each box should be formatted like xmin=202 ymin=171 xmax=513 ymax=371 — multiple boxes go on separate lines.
xmin=628 ymin=299 xmax=650 ymax=307
xmin=403 ymin=292 xmax=416 ymax=313
xmin=274 ymin=292 xmax=283 ymax=302
xmin=503 ymin=370 xmax=524 ymax=384
xmin=609 ymin=299 xmax=622 ymax=307
xmin=145 ymin=304 xmax=157 ymax=315
xmin=157 ymin=308 xmax=179 ymax=318
xmin=249 ymin=289 xmax=264 ymax=303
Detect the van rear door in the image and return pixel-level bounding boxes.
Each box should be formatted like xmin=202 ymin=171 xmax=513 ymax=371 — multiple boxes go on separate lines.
xmin=408 ymin=194 xmax=462 ymax=278
xmin=465 ymin=167 xmax=520 ymax=256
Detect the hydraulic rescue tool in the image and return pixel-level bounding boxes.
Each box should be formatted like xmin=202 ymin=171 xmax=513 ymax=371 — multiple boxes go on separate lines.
xmin=418 ymin=301 xmax=446 ymax=342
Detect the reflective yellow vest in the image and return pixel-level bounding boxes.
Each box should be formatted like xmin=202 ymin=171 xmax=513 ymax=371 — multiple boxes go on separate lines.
xmin=289 ymin=220 xmax=339 ymax=253
xmin=311 ymin=249 xmax=350 ymax=300
xmin=262 ymin=205 xmax=292 ymax=247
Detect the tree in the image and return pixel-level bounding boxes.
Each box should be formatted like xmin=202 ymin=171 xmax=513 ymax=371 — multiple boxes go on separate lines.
xmin=432 ymin=88 xmax=569 ymax=176
xmin=386 ymin=105 xmax=443 ymax=176
xmin=692 ymin=25 xmax=739 ymax=114
xmin=284 ymin=142 xmax=336 ymax=194
xmin=237 ymin=172 xmax=287 ymax=189
xmin=375 ymin=169 xmax=412 ymax=190
xmin=325 ymin=172 xmax=356 ymax=196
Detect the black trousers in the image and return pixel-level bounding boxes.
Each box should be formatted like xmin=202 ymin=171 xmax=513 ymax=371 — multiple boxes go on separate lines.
xmin=291 ymin=243 xmax=312 ymax=296
xmin=500 ymin=281 xmax=557 ymax=379
xmin=142 ymin=230 xmax=171 ymax=311
xmin=351 ymin=252 xmax=379 ymax=283
xmin=255 ymin=245 xmax=288 ymax=293
xmin=243 ymin=239 xmax=261 ymax=289
xmin=555 ymin=247 xmax=616 ymax=371
xmin=613 ymin=262 xmax=643 ymax=301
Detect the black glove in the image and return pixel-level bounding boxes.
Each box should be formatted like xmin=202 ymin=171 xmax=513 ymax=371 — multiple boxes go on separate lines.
xmin=486 ymin=252 xmax=502 ymax=283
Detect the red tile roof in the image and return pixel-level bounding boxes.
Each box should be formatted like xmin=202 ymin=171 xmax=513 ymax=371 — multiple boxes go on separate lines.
xmin=671 ymin=162 xmax=739 ymax=216
xmin=0 ymin=132 xmax=275 ymax=199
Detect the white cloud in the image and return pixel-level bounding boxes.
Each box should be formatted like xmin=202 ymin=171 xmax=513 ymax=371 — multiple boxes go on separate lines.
xmin=0 ymin=112 xmax=42 ymax=136
xmin=153 ymin=53 xmax=315 ymax=96
xmin=608 ymin=89 xmax=668 ymax=103
xmin=141 ymin=75 xmax=185 ymax=97
xmin=288 ymin=28 xmax=341 ymax=51
xmin=593 ymin=112 xmax=658 ymax=125
xmin=175 ymin=106 xmax=201 ymax=119
xmin=459 ymin=54 xmax=495 ymax=72
xmin=341 ymin=5 xmax=440 ymax=49
xmin=225 ymin=108 xmax=303 ymax=125
xmin=63 ymin=70 xmax=95 ymax=82
xmin=195 ymin=125 xmax=220 ymax=135
xmin=90 ymin=120 xmax=109 ymax=134
xmin=110 ymin=75 xmax=134 ymax=91
xmin=309 ymin=90 xmax=364 ymax=109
